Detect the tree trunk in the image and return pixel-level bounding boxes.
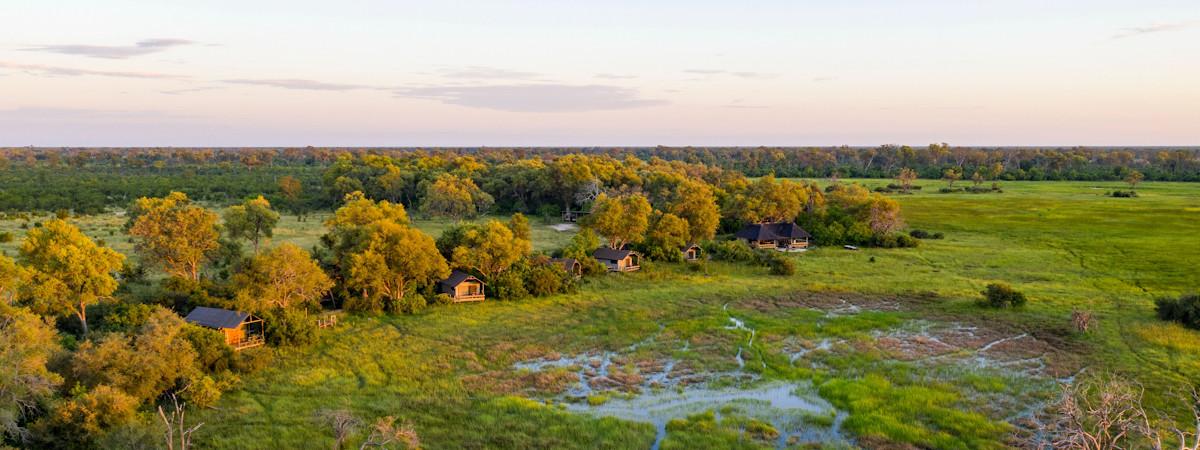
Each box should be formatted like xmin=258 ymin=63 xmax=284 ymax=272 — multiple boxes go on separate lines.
xmin=78 ymin=301 xmax=88 ymax=335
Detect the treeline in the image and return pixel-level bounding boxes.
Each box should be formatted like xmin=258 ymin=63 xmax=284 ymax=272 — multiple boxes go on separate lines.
xmin=1 ymin=145 xmax=1197 ymax=213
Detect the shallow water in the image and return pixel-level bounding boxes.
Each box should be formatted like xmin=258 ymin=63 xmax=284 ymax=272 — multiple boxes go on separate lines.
xmin=564 ymin=381 xmax=847 ymax=450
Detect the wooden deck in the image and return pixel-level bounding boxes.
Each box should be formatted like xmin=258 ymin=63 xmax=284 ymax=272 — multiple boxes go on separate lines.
xmin=453 ymin=294 xmax=486 ymax=302
xmin=232 ymin=335 xmax=265 ymax=351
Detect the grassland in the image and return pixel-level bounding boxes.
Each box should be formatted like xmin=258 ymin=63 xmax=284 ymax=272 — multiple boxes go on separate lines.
xmin=7 ymin=180 xmax=1199 ymax=449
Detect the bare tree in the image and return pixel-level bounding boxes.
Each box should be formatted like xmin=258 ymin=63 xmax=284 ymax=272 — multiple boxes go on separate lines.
xmin=1035 ymin=375 xmax=1200 ymax=450
xmin=317 ymin=409 xmax=360 ymax=450
xmin=359 ymin=416 xmax=420 ymax=450
xmin=158 ymin=393 xmax=203 ymax=450
xmin=1072 ymin=310 xmax=1095 ymax=333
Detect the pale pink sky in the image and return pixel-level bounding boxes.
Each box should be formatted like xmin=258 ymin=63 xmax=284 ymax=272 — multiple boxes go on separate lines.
xmin=1 ymin=0 xmax=1198 ymax=146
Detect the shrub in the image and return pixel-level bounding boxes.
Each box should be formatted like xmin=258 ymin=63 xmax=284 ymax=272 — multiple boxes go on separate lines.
xmin=432 ymin=293 xmax=454 ymax=306
xmin=262 ymin=307 xmax=318 ymax=346
xmin=0 ymin=231 xmax=12 ymax=243
xmin=1108 ymin=190 xmax=1139 ymax=198
xmin=980 ymin=283 xmax=1027 ymax=308
xmin=389 ymin=292 xmax=427 ymax=314
xmin=1155 ymin=294 xmax=1200 ymax=329
xmin=909 ymin=229 xmax=944 ymax=240
xmin=765 ymin=256 xmax=795 ymax=276
xmin=527 ymin=264 xmax=566 ymax=297
xmin=938 ymin=187 xmax=963 ymax=193
xmin=182 ymin=324 xmax=236 ymax=373
xmin=705 ymin=239 xmax=756 ymax=263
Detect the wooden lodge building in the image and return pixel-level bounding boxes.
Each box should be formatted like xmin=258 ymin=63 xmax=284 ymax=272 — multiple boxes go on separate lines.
xmin=184 ymin=307 xmax=265 ymax=350
xmin=735 ymin=221 xmax=812 ymax=251
xmin=682 ymin=243 xmax=702 ymax=261
xmin=593 ymin=247 xmax=641 ymax=272
xmin=439 ymin=270 xmax=486 ymax=302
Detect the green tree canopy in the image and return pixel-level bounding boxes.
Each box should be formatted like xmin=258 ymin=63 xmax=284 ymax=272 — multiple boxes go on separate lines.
xmin=127 ymin=192 xmax=219 ymax=281
xmin=19 ymin=219 xmax=124 ymax=335
xmin=232 ymin=243 xmax=333 ymax=312
xmin=224 ymin=195 xmax=280 ymax=254
xmin=581 ymin=193 xmax=651 ymax=250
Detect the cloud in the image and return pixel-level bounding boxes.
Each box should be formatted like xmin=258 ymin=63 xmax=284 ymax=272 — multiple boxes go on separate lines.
xmin=221 ymin=78 xmax=377 ymax=91
xmin=0 ymin=107 xmax=193 ymax=122
xmin=594 ymin=73 xmax=637 ymax=80
xmin=20 ymin=38 xmax=194 ymax=59
xmin=394 ymin=83 xmax=666 ymax=112
xmin=160 ymin=86 xmax=225 ymax=95
xmin=437 ymin=66 xmax=541 ymax=80
xmin=0 ymin=61 xmax=185 ymax=79
xmin=1111 ymin=22 xmax=1195 ymax=39
xmin=812 ymin=76 xmax=836 ymax=82
xmin=684 ymin=69 xmax=773 ymax=79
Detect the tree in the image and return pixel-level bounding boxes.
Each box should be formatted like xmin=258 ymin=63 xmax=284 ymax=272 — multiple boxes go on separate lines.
xmin=419 ymin=173 xmax=494 ymax=219
xmin=1036 ymin=374 xmax=1200 ymax=450
xmin=157 ymin=393 xmax=202 ymax=450
xmin=344 ymin=221 xmax=449 ymax=310
xmin=224 ymin=196 xmax=279 ymax=254
xmin=322 ymin=191 xmax=409 ymax=265
xmin=447 ymin=220 xmax=531 ymax=281
xmin=508 ymin=213 xmax=531 ymax=243
xmin=581 ymin=193 xmax=651 ymax=249
xmin=867 ymin=196 xmax=904 ymax=235
xmin=67 ymin=308 xmax=200 ymax=403
xmin=895 ymin=168 xmax=918 ymax=194
xmin=943 ymin=168 xmax=962 ymax=188
xmin=278 ymin=175 xmax=303 ymax=216
xmin=971 ymin=171 xmax=985 ymax=187
xmin=1125 ymin=170 xmax=1144 ymax=190
xmin=728 ymin=176 xmax=812 ymax=224
xmin=128 ymin=192 xmax=220 ymax=281
xmin=665 ymin=180 xmax=720 ymax=242
xmin=0 ymin=253 xmax=26 ymax=305
xmin=642 ymin=212 xmax=690 ymax=262
xmin=0 ymin=303 xmax=62 ymax=444
xmin=19 ymin=219 xmax=125 ymax=335
xmin=359 ymin=416 xmax=420 ymax=450
xmin=232 ymin=243 xmax=333 ymax=312
xmin=31 ymin=384 xmax=138 ymax=449
xmin=317 ymin=410 xmax=359 ymax=450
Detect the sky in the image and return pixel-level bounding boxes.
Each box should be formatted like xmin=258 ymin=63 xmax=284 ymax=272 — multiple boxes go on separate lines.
xmin=1 ymin=0 xmax=1198 ymax=146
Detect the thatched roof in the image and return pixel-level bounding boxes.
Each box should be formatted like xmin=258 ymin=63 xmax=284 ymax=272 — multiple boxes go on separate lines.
xmin=184 ymin=307 xmax=252 ymax=330
xmin=734 ymin=222 xmax=812 ymax=241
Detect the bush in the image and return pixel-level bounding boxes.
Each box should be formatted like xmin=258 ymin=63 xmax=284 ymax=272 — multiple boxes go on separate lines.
xmin=1108 ymin=190 xmax=1139 ymax=198
xmin=705 ymin=239 xmax=756 ymax=263
xmin=1155 ymin=294 xmax=1200 ymax=329
xmin=870 ymin=233 xmax=920 ymax=248
xmin=527 ymin=264 xmax=567 ymax=297
xmin=182 ymin=324 xmax=236 ymax=373
xmin=389 ymin=292 xmax=427 ymax=314
xmin=938 ymin=187 xmax=963 ymax=193
xmin=908 ymin=229 xmax=944 ymax=240
xmin=980 ymin=283 xmax=1027 ymax=308
xmin=0 ymin=231 xmax=12 ymax=243
xmin=765 ymin=256 xmax=795 ymax=276
xmin=262 ymin=307 xmax=318 ymax=346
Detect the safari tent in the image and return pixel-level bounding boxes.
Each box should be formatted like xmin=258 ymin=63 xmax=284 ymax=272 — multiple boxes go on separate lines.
xmin=439 ymin=270 xmax=486 ymax=302
xmin=593 ymin=247 xmax=641 ymax=272
xmin=184 ymin=306 xmax=265 ymax=350
xmin=735 ymin=221 xmax=812 ymax=251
